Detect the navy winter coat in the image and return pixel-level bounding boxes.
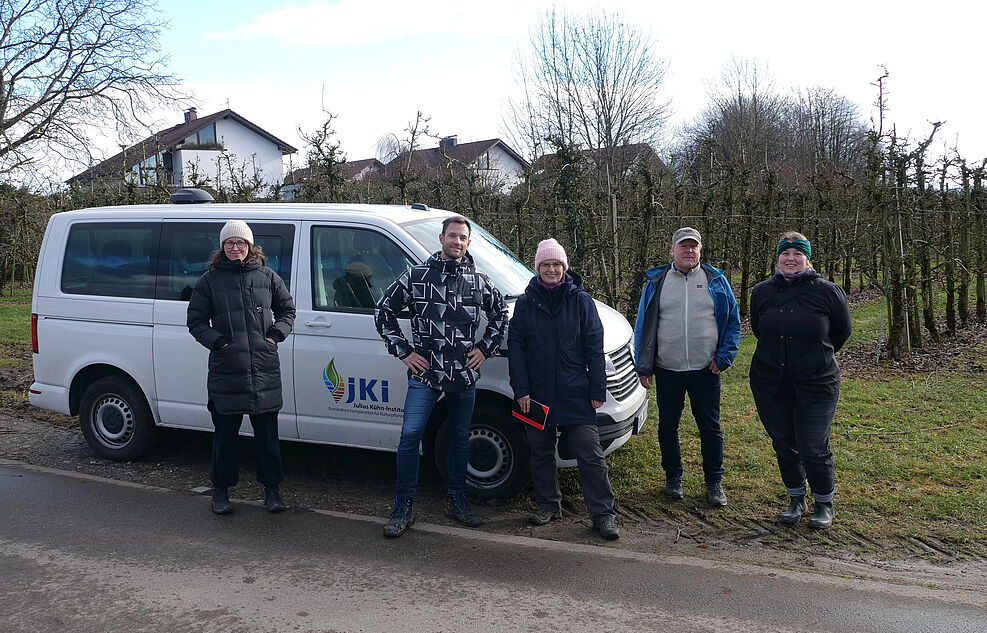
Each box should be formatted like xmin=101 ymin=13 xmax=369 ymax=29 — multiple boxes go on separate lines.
xmin=508 ymin=272 xmax=606 ymax=427
xmin=187 ymin=258 xmax=296 ymax=415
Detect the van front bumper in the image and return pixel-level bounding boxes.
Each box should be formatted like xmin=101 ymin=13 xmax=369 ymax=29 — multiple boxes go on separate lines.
xmin=557 ymin=398 xmax=648 ymax=465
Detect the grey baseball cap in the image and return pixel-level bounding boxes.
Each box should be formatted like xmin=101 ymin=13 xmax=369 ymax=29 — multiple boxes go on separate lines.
xmin=673 ymin=227 xmax=702 ymax=244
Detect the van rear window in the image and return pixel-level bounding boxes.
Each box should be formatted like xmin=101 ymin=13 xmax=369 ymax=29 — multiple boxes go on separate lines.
xmin=61 ymin=223 xmax=160 ymax=298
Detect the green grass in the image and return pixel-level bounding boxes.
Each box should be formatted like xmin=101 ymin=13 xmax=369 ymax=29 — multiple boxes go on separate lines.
xmin=0 ymin=285 xmax=31 ymax=343
xmin=598 ymin=294 xmax=987 ymax=557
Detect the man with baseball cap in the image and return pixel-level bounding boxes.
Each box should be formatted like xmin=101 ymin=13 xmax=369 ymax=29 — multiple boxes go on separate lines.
xmin=633 ymin=227 xmax=741 ymax=507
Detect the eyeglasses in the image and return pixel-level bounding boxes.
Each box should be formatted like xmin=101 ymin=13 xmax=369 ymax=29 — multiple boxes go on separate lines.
xmin=223 ymin=240 xmax=248 ymax=250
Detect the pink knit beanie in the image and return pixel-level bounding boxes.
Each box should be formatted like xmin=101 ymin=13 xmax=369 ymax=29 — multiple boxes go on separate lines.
xmin=534 ymin=238 xmax=568 ymax=271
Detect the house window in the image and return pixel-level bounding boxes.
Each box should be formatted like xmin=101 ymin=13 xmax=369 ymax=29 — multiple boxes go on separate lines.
xmin=130 ymin=152 xmax=173 ymax=187
xmin=182 ymin=123 xmax=219 ymax=148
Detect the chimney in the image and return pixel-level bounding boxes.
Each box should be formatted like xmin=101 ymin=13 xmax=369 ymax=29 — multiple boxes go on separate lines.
xmin=184 ymin=108 xmax=197 ymax=124
xmin=440 ymin=135 xmax=457 ymax=151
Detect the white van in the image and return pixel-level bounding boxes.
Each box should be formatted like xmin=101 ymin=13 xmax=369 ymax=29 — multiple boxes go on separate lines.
xmin=29 ymin=192 xmax=648 ymax=497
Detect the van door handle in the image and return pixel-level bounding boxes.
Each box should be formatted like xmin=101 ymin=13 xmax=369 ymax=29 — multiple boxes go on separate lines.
xmin=305 ymin=320 xmax=333 ymax=328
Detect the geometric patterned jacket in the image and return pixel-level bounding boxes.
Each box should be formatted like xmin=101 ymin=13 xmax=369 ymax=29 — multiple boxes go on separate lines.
xmin=375 ymin=251 xmax=508 ymax=392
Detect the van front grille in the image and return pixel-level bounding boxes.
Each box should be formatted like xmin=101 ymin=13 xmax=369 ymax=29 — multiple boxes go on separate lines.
xmin=606 ymin=342 xmax=638 ymax=402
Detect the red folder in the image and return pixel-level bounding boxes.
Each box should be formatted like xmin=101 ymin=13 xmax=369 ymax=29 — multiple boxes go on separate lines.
xmin=512 ymin=398 xmax=549 ymax=430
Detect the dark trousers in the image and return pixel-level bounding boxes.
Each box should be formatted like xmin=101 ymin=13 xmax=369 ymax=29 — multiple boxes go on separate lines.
xmin=655 ymin=366 xmax=724 ymax=484
xmin=210 ymin=405 xmax=283 ymax=490
xmin=752 ymin=381 xmax=838 ymax=501
xmin=525 ymin=424 xmax=615 ymax=526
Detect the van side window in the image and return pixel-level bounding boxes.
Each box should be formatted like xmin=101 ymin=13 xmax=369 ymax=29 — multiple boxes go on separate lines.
xmin=156 ymin=222 xmax=295 ymax=301
xmin=311 ymin=226 xmax=415 ymax=313
xmin=61 ymin=223 xmax=160 ymax=298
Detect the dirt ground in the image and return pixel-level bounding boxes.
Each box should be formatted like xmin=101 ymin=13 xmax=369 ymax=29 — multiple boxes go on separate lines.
xmin=4 ymin=349 xmax=987 ymax=595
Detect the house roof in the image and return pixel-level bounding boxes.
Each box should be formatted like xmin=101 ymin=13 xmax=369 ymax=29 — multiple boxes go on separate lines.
xmin=284 ymin=158 xmax=384 ymax=185
xmin=385 ymin=138 xmax=529 ymax=175
xmin=68 ymin=109 xmax=298 ymax=184
xmin=342 ymin=158 xmax=384 ymax=179
xmin=533 ymin=142 xmax=666 ymax=175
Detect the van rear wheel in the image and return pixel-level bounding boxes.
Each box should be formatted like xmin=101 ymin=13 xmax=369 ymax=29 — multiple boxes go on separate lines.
xmin=434 ymin=410 xmax=530 ymax=499
xmin=79 ymin=376 xmax=157 ymax=461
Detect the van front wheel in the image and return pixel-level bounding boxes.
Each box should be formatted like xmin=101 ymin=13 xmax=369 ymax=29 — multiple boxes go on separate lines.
xmin=434 ymin=410 xmax=530 ymax=499
xmin=79 ymin=376 xmax=157 ymax=461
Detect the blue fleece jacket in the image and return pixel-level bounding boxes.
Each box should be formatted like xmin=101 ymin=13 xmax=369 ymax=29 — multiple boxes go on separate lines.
xmin=633 ymin=262 xmax=741 ymax=375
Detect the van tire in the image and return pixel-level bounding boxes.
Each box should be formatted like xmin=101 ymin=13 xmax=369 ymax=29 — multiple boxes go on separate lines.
xmin=79 ymin=376 xmax=157 ymax=461
xmin=434 ymin=410 xmax=530 ymax=499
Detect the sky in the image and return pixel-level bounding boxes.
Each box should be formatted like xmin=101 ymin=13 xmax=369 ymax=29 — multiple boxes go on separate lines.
xmin=120 ymin=0 xmax=985 ymax=172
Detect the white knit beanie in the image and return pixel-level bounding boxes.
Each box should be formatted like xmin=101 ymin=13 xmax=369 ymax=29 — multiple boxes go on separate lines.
xmin=220 ymin=219 xmax=253 ymax=245
xmin=534 ymin=238 xmax=568 ymax=271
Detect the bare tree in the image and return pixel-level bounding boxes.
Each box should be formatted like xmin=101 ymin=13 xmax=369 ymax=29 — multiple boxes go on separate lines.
xmin=508 ymin=9 xmax=669 ymax=302
xmin=511 ymin=9 xmax=669 ymax=175
xmin=0 ymin=0 xmax=183 ymax=175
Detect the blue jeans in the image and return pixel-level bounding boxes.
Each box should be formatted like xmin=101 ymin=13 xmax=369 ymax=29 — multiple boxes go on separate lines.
xmin=655 ymin=366 xmax=724 ymax=484
xmin=394 ymin=380 xmax=476 ymax=498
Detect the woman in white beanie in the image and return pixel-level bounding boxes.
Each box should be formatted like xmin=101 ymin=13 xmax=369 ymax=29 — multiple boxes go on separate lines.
xmin=507 ymin=238 xmax=619 ymax=540
xmin=187 ymin=220 xmax=296 ymax=515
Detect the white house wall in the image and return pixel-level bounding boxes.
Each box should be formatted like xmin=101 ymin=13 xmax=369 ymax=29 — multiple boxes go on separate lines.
xmin=172 ymin=118 xmax=286 ymax=192
xmin=488 ymin=145 xmax=524 ymax=190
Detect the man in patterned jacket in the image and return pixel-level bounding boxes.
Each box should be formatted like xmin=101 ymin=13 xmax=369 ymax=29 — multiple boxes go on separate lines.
xmin=375 ymin=215 xmax=508 ymax=538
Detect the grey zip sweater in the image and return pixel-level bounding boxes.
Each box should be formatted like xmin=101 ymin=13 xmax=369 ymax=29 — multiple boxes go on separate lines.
xmin=655 ymin=264 xmax=718 ymax=371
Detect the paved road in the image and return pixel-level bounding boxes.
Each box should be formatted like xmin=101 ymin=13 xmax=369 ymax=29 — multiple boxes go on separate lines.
xmin=1 ymin=461 xmax=984 ymax=633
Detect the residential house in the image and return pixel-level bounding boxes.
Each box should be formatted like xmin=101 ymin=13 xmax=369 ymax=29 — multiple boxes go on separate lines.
xmin=67 ymin=108 xmax=297 ymax=192
xmin=384 ymin=136 xmax=528 ymax=192
xmin=532 ymin=143 xmax=667 ymax=184
xmin=281 ymin=158 xmax=384 ymax=201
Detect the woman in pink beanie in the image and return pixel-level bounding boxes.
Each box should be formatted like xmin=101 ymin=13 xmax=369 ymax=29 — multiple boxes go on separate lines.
xmin=507 ymin=239 xmax=619 ymax=540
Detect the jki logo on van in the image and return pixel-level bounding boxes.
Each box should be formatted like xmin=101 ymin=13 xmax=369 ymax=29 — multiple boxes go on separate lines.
xmin=323 ymin=358 xmax=390 ymax=404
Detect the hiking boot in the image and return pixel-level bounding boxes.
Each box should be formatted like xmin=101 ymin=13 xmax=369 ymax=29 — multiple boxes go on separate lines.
xmin=383 ymin=497 xmax=414 ymax=538
xmin=596 ymin=518 xmax=620 ymax=541
xmin=211 ymin=487 xmax=232 ymax=515
xmin=445 ymin=492 xmax=482 ymax=527
xmin=528 ymin=508 xmax=562 ymax=526
xmin=707 ymin=482 xmax=728 ymax=507
xmin=809 ymin=501 xmax=835 ymax=529
xmin=264 ymin=486 xmax=286 ymax=513
xmin=780 ymin=495 xmax=808 ymax=525
xmin=664 ymin=475 xmax=683 ymax=500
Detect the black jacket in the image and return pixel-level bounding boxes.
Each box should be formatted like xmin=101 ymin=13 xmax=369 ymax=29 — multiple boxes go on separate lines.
xmin=507 ymin=272 xmax=606 ymax=426
xmin=749 ymin=270 xmax=851 ymax=395
xmin=187 ymin=259 xmax=296 ymax=415
xmin=374 ymin=251 xmax=508 ymax=392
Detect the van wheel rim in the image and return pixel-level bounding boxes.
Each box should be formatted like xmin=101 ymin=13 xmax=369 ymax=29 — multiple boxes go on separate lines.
xmin=91 ymin=395 xmax=135 ymax=448
xmin=466 ymin=426 xmax=512 ymax=490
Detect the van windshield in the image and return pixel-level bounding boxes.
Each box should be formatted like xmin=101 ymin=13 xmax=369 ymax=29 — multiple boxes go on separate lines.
xmin=401 ymin=218 xmax=532 ymax=298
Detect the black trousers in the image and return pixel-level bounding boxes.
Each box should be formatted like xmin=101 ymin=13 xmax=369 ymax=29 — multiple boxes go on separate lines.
xmin=654 ymin=367 xmax=724 ymax=484
xmin=525 ymin=424 xmax=615 ymax=526
xmin=209 ymin=404 xmax=283 ymax=490
xmin=752 ymin=380 xmax=838 ymax=501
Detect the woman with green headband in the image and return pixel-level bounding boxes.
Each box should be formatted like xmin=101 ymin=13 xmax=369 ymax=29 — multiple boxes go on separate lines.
xmin=748 ymin=231 xmax=851 ymax=529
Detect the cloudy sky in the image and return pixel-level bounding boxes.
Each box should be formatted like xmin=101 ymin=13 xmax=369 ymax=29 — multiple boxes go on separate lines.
xmin=146 ymin=0 xmax=981 ymax=169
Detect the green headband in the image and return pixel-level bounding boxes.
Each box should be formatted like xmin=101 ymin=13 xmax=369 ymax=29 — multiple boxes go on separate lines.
xmin=777 ymin=238 xmax=811 ymax=258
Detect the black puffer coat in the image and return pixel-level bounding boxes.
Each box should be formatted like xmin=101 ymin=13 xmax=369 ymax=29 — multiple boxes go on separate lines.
xmin=187 ymin=259 xmax=295 ymax=415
